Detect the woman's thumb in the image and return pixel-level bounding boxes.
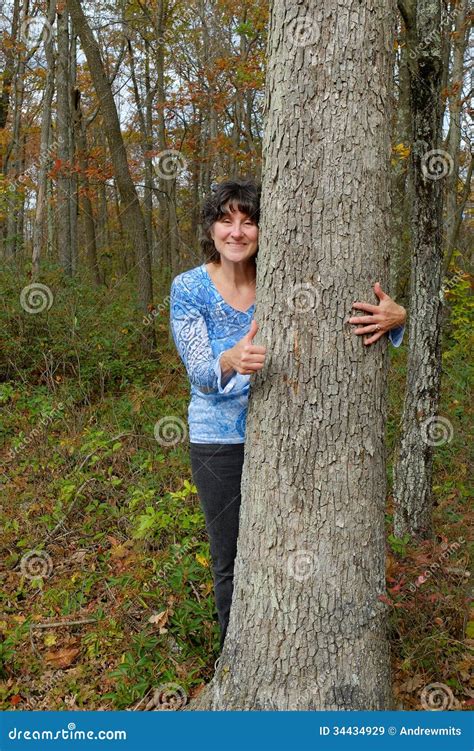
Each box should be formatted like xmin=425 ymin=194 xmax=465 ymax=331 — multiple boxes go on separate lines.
xmin=246 ymin=319 xmax=258 ymax=341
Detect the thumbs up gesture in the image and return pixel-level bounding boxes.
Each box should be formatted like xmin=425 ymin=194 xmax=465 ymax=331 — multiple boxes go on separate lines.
xmin=220 ymin=319 xmax=267 ymax=376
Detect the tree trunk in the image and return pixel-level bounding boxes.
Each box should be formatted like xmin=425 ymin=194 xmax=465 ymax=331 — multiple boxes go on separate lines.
xmin=96 ymin=128 xmax=110 ymax=254
xmin=152 ymin=0 xmax=180 ymax=279
xmin=393 ymin=0 xmax=444 ymax=539
xmin=0 ymin=0 xmax=21 ymax=256
xmin=190 ymin=0 xmax=395 ymax=710
xmin=127 ymin=39 xmax=154 ymax=261
xmin=66 ymin=0 xmax=155 ymax=350
xmin=443 ymin=0 xmax=470 ymax=274
xmin=389 ymin=17 xmax=412 ymax=303
xmin=4 ymin=0 xmax=29 ymax=259
xmin=72 ymin=88 xmax=102 ymax=285
xmin=0 ymin=0 xmax=20 ymax=137
xmin=32 ymin=0 xmax=56 ymax=280
xmin=56 ymin=4 xmax=72 ymax=274
xmin=69 ymin=28 xmax=79 ymax=276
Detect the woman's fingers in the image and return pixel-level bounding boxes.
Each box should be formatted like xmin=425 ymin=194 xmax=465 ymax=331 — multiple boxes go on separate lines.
xmin=363 ymin=330 xmax=385 ymax=346
xmin=239 ymin=355 xmax=266 ymax=373
xmin=353 ymin=324 xmax=384 ymax=335
xmin=352 ymin=302 xmax=378 ymax=314
xmin=348 ymin=314 xmax=381 ymax=325
xmin=241 ymin=357 xmax=265 ymax=368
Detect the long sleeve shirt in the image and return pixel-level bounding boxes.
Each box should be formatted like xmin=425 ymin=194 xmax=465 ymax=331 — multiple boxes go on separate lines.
xmin=170 ymin=263 xmax=405 ymax=444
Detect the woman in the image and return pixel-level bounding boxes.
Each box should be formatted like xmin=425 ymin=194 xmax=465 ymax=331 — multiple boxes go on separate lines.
xmin=170 ymin=178 xmax=406 ymax=651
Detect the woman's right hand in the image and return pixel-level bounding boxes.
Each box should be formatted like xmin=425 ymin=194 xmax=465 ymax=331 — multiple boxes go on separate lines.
xmin=221 ymin=320 xmax=267 ymax=376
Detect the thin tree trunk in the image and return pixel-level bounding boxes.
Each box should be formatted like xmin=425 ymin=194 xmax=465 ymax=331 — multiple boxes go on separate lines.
xmin=66 ymin=0 xmax=155 ymax=350
xmin=0 ymin=0 xmax=21 ymax=256
xmin=443 ymin=0 xmax=470 ymax=274
xmin=5 ymin=0 xmax=29 ymax=259
xmin=72 ymin=88 xmax=102 ymax=285
xmin=144 ymin=39 xmax=155 ymax=262
xmin=127 ymin=39 xmax=154 ymax=259
xmin=69 ymin=28 xmax=79 ymax=276
xmin=95 ymin=128 xmax=110 ymax=254
xmin=32 ymin=0 xmax=56 ymax=280
xmin=190 ymin=0 xmax=394 ymax=710
xmin=390 ymin=18 xmax=412 ymax=303
xmin=152 ymin=0 xmax=180 ymax=279
xmin=0 ymin=0 xmax=20 ymax=137
xmin=57 ymin=4 xmax=72 ymax=274
xmin=393 ymin=0 xmax=444 ymax=539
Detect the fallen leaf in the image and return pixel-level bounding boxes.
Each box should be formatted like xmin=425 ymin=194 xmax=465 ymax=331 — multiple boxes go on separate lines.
xmin=44 ymin=647 xmax=80 ymax=669
xmin=148 ymin=609 xmax=170 ymax=631
xmin=398 ymin=675 xmax=425 ymax=693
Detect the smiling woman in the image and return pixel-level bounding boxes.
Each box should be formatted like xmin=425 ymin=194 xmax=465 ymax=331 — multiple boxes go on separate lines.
xmin=169 ymin=178 xmax=406 ymax=651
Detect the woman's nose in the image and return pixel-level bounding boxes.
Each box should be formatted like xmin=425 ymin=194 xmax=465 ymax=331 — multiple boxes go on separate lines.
xmin=231 ymin=224 xmax=244 ymax=237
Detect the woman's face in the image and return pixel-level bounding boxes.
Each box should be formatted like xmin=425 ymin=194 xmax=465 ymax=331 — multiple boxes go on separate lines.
xmin=210 ymin=202 xmax=259 ymax=263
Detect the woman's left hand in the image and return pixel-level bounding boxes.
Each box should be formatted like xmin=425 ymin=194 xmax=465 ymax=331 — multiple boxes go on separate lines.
xmin=348 ymin=282 xmax=407 ymax=346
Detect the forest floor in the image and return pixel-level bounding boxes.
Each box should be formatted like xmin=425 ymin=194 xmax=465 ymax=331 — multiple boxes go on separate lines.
xmin=0 ymin=264 xmax=472 ymax=711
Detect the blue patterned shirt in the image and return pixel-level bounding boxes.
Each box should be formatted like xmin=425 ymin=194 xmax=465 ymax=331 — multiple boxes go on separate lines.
xmin=170 ymin=263 xmax=405 ymax=444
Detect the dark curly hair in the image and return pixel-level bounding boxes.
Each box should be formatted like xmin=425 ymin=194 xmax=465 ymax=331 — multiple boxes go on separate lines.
xmin=200 ymin=178 xmax=261 ymax=264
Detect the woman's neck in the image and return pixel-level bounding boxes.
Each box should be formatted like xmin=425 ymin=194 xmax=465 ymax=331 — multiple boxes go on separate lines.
xmin=210 ymin=257 xmax=256 ymax=289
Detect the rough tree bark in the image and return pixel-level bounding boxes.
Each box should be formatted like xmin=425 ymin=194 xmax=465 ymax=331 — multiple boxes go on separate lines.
xmin=393 ymin=0 xmax=444 ymax=539
xmin=189 ymin=0 xmax=395 ymax=710
xmin=66 ymin=0 xmax=155 ymax=350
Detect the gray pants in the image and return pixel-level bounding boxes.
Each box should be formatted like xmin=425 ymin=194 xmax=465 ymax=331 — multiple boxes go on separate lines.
xmin=190 ymin=442 xmax=245 ymax=650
